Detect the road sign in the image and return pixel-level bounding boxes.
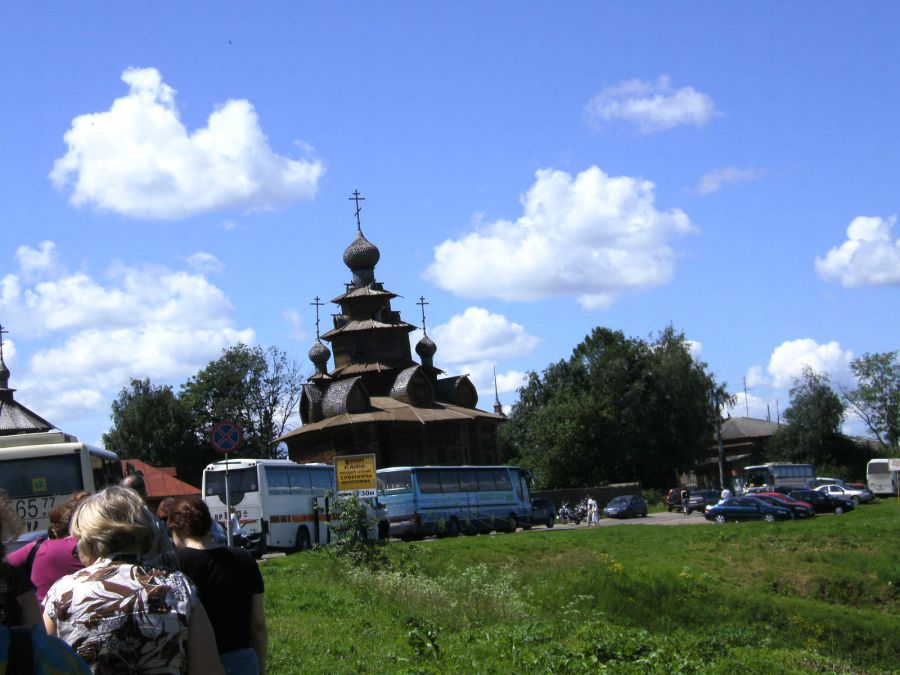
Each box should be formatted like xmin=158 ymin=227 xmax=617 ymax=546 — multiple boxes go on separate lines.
xmin=889 ymin=458 xmax=900 ymax=472
xmin=334 ymin=453 xmax=377 ymax=492
xmin=210 ymin=420 xmax=243 ymax=454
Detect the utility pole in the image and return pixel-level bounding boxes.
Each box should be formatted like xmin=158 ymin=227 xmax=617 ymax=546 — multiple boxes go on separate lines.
xmin=743 ymin=377 xmax=750 ymax=417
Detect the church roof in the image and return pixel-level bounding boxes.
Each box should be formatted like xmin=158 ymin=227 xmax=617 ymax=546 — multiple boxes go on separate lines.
xmin=331 ymin=285 xmax=398 ymax=303
xmin=320 ymin=318 xmax=417 ymax=339
xmin=278 ymin=395 xmax=504 ymax=439
xmin=0 ymin=397 xmax=55 ymax=435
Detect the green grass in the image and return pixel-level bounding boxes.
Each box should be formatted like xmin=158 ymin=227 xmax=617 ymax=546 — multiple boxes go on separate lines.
xmin=262 ymin=501 xmax=900 ymax=673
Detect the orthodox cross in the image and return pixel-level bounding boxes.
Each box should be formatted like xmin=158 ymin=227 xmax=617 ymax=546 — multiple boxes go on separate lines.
xmin=310 ymin=296 xmax=324 ymax=339
xmin=0 ymin=323 xmax=7 ymax=360
xmin=416 ymin=296 xmax=429 ymax=335
xmin=349 ymin=190 xmax=365 ymax=232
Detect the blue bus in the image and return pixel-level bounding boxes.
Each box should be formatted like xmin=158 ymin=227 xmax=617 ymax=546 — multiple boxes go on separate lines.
xmin=376 ymin=465 xmax=533 ymax=539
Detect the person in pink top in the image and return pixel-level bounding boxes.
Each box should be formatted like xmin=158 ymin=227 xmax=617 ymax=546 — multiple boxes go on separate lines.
xmin=4 ymin=492 xmax=88 ymax=605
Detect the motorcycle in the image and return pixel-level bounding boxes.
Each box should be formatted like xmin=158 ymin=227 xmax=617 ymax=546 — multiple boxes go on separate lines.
xmin=559 ymin=499 xmax=589 ymax=525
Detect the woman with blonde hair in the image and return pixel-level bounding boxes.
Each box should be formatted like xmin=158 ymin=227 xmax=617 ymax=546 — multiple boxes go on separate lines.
xmin=43 ymin=486 xmax=223 ymax=674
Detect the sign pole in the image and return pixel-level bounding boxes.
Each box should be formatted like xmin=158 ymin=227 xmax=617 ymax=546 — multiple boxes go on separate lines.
xmin=210 ymin=420 xmax=244 ymax=548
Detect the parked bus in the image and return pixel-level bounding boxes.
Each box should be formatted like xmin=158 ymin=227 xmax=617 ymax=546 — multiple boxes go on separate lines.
xmin=376 ymin=465 xmax=533 ymax=539
xmin=0 ymin=431 xmax=120 ymax=532
xmin=866 ymin=458 xmax=899 ymax=496
xmin=742 ymin=463 xmax=815 ymax=493
xmin=202 ymin=458 xmax=335 ymax=554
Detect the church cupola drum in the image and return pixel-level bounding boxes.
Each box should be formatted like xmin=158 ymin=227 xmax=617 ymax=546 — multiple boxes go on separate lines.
xmin=280 ymin=192 xmax=505 ymax=468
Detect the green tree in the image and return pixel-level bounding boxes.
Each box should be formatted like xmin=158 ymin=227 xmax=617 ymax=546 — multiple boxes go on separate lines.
xmin=767 ymin=367 xmax=870 ymax=477
xmin=102 ymin=378 xmax=203 ymax=481
xmin=179 ymin=343 xmax=304 ymax=460
xmin=501 ymin=325 xmax=722 ymax=489
xmin=843 ymin=351 xmax=900 ymax=452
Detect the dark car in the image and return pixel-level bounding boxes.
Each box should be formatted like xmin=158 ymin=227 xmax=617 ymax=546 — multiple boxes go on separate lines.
xmin=703 ymin=496 xmax=793 ymax=524
xmin=603 ymin=494 xmax=648 ymax=519
xmin=666 ymin=488 xmax=689 ymax=512
xmin=753 ymin=493 xmax=814 ymax=519
xmin=684 ymin=489 xmax=721 ymax=515
xmin=530 ymin=498 xmax=556 ymax=528
xmin=788 ymin=489 xmax=855 ymax=515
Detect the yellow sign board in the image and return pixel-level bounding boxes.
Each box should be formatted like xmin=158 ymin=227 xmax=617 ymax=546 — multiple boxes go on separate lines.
xmin=334 ymin=453 xmax=377 ymax=492
xmin=31 ymin=477 xmax=48 ymax=493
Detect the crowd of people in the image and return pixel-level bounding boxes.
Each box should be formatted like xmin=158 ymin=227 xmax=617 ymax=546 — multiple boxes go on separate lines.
xmin=1 ymin=477 xmax=268 ymax=674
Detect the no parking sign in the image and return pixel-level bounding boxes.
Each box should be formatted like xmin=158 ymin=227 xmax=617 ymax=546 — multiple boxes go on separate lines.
xmin=210 ymin=420 xmax=243 ymax=454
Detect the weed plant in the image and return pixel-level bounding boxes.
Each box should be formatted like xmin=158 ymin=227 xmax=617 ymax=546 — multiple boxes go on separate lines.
xmin=263 ymin=500 xmax=899 ymax=673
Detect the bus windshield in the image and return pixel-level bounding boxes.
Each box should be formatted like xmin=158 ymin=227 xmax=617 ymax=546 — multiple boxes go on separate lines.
xmin=204 ymin=468 xmax=259 ymax=501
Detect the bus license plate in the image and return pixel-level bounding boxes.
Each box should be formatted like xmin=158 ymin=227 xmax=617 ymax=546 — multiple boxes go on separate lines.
xmin=15 ymin=496 xmax=56 ymax=531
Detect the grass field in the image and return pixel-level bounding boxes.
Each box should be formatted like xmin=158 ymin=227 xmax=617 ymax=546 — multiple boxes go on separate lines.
xmin=262 ymin=500 xmax=899 ymax=674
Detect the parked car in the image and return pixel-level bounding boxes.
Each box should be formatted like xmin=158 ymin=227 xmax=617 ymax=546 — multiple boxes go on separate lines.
xmin=603 ymin=494 xmax=648 ymax=519
xmin=684 ymin=489 xmax=721 ymax=514
xmin=530 ymin=498 xmax=556 ymax=528
xmin=666 ymin=488 xmax=691 ymax=511
xmin=703 ymin=497 xmax=793 ymax=524
xmin=788 ymin=489 xmax=855 ymax=515
xmin=752 ymin=493 xmax=815 ymax=518
xmin=816 ymin=484 xmax=873 ymax=505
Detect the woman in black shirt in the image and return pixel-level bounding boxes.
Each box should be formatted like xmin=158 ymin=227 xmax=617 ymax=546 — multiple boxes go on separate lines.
xmin=165 ymin=497 xmax=267 ymax=674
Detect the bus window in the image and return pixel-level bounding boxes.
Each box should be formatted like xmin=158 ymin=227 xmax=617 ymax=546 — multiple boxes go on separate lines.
xmin=266 ymin=468 xmax=290 ymax=495
xmin=438 ymin=470 xmax=460 ymax=493
xmin=417 ymin=470 xmax=442 ymax=494
xmin=477 ymin=470 xmax=496 ymax=491
xmin=289 ymin=467 xmax=311 ymax=493
xmin=457 ymin=470 xmax=477 ymax=492
xmin=381 ymin=470 xmax=412 ymax=494
xmin=309 ymin=468 xmax=334 ymax=491
xmin=493 ymin=470 xmax=512 ymax=491
xmin=1 ymin=455 xmax=82 ymax=498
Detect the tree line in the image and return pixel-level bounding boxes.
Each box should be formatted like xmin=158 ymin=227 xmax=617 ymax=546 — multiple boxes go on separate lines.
xmin=103 ymin=344 xmax=304 ymax=486
xmin=499 ymin=324 xmax=899 ymax=489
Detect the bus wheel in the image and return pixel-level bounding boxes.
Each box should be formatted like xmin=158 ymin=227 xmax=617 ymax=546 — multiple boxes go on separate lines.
xmin=294 ymin=526 xmax=311 ymax=552
xmin=446 ymin=517 xmax=460 ymax=537
xmin=505 ymin=514 xmax=518 ymax=533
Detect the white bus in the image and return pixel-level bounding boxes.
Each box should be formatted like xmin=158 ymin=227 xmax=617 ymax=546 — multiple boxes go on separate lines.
xmin=202 ymin=458 xmax=336 ymax=554
xmin=866 ymin=459 xmax=899 ymax=496
xmin=742 ymin=463 xmax=815 ymax=493
xmin=0 ymin=431 xmax=120 ymax=532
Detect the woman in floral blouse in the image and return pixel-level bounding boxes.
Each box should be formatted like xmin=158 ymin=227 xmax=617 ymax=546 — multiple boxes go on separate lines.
xmin=42 ymin=486 xmax=223 ymax=674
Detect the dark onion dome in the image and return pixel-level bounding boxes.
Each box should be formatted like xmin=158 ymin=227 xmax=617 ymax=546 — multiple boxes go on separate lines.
xmin=308 ymin=339 xmax=331 ymax=366
xmin=415 ymin=334 xmax=437 ymax=360
xmin=342 ymin=231 xmax=380 ymax=271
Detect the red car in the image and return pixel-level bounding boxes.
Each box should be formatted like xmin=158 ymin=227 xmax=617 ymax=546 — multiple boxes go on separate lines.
xmin=752 ymin=492 xmax=815 ymax=518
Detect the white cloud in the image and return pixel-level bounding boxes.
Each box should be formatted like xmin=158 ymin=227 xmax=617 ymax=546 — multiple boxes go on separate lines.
xmin=767 ymin=338 xmax=854 ymax=389
xmin=425 ymin=167 xmax=695 ymax=309
xmin=427 ymin=307 xmax=539 ymax=363
xmin=444 ymin=360 xmax=527 ymax=401
xmin=686 ymin=340 xmax=702 ymax=360
xmin=15 ymin=241 xmax=60 ymax=280
xmin=282 ymin=308 xmax=308 ymax=340
xmin=50 ymin=67 xmax=324 ymax=219
xmin=815 ymin=215 xmax=900 ymax=287
xmin=1 ymin=242 xmax=254 ymax=424
xmin=697 ymin=167 xmax=762 ymax=195
xmin=745 ymin=365 xmax=768 ymax=388
xmin=185 ymin=252 xmax=223 ymax=275
xmin=585 ymin=75 xmax=717 ymax=134
xmin=726 ymin=391 xmax=772 ymax=421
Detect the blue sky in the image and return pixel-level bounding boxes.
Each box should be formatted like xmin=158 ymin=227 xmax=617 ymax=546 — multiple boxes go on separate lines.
xmin=2 ymin=2 xmax=899 ymax=446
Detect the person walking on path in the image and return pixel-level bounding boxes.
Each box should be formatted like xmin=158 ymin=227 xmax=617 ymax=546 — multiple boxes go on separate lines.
xmin=681 ymin=488 xmax=690 ymax=516
xmin=163 ymin=496 xmax=268 ymax=675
